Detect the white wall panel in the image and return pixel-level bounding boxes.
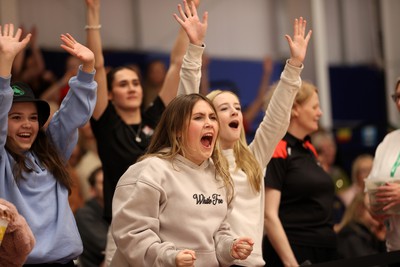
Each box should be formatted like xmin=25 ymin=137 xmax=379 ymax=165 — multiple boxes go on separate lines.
xmin=0 ymin=0 xmax=384 ymax=65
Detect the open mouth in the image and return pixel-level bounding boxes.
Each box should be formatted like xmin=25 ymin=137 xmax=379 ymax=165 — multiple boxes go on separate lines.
xmin=229 ymin=120 xmax=239 ymax=129
xmin=201 ymin=133 xmax=213 ymax=148
xmin=17 ymin=132 xmax=32 ymax=139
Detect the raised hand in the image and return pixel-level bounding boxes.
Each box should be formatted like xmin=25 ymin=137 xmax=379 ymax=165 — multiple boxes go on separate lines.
xmin=0 ymin=24 xmax=31 ymax=61
xmin=285 ymin=17 xmax=312 ymax=67
xmin=60 ymin=33 xmax=95 ymax=73
xmin=0 ymin=24 xmax=31 ymax=77
xmin=173 ymin=0 xmax=208 ymax=46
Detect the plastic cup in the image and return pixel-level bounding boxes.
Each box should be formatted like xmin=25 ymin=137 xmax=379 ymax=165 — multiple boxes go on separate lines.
xmin=365 ymin=178 xmax=400 ymax=214
xmin=365 ymin=179 xmax=383 ymax=214
xmin=0 ymin=218 xmax=8 ymax=246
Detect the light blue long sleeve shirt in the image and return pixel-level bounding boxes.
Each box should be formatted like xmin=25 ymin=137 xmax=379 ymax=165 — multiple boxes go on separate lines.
xmin=0 ymin=66 xmax=97 ymax=264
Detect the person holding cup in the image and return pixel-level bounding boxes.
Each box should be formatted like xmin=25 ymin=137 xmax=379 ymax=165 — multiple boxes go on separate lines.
xmin=366 ymin=77 xmax=400 ymax=254
xmin=0 ymin=199 xmax=35 ymax=267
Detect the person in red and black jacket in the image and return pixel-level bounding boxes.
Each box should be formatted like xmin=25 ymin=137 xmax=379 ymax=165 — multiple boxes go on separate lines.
xmin=263 ymin=81 xmax=338 ymax=267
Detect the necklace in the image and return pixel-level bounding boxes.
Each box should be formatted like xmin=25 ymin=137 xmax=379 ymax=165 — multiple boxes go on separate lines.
xmin=129 ymin=123 xmax=143 ymax=143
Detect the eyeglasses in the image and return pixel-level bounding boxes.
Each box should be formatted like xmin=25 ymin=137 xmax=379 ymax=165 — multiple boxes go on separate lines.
xmin=391 ymin=94 xmax=400 ymax=103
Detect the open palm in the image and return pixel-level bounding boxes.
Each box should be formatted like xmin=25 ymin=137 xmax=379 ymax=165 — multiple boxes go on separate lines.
xmin=285 ymin=17 xmax=312 ymax=64
xmin=60 ymin=33 xmax=94 ymax=64
xmin=173 ymin=0 xmax=208 ymax=46
xmin=0 ymin=24 xmax=31 ymax=59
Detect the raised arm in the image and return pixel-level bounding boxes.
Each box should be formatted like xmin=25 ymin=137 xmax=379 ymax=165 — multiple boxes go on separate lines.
xmin=158 ymin=0 xmax=207 ymax=102
xmin=243 ymin=56 xmax=273 ymax=128
xmin=199 ymin=53 xmax=210 ymax=95
xmin=48 ymin=33 xmax=96 ymax=159
xmin=85 ymin=0 xmax=107 ymax=120
xmin=60 ymin=33 xmax=95 ymax=73
xmin=250 ymin=17 xmax=312 ymax=166
xmin=173 ymin=0 xmax=207 ymax=47
xmin=286 ymin=17 xmax=312 ymax=68
xmin=263 ymin=18 xmax=313 ymax=267
xmin=173 ymin=0 xmax=208 ymax=96
xmin=0 ymin=24 xmax=31 ymax=150
xmin=0 ymin=24 xmax=31 ymax=77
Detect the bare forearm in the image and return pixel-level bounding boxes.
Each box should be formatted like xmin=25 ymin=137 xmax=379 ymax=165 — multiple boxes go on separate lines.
xmin=170 ymin=28 xmax=189 ymax=66
xmin=264 ymin=215 xmax=298 ymax=267
xmin=86 ymin=3 xmax=104 ymax=68
xmin=199 ymin=67 xmax=209 ymax=95
xmin=159 ymin=28 xmax=189 ymax=105
xmin=85 ymin=0 xmax=107 ymax=119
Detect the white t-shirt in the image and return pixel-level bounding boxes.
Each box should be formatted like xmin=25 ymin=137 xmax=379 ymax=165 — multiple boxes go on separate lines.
xmin=367 ymin=129 xmax=400 ymax=251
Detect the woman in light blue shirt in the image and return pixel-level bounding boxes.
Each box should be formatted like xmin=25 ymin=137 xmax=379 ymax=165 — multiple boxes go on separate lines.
xmin=0 ymin=24 xmax=97 ymax=265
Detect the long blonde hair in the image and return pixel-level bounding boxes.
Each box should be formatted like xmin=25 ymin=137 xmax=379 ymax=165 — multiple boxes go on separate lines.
xmin=141 ymin=94 xmax=234 ymax=202
xmin=207 ymin=90 xmax=263 ymax=193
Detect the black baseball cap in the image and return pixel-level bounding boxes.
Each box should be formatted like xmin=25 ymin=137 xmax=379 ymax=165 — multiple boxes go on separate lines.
xmin=11 ymin=81 xmax=50 ymax=128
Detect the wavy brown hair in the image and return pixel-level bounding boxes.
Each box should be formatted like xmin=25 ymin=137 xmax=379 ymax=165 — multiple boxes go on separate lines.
xmin=141 ymin=94 xmax=234 ymax=202
xmin=6 ymin=129 xmax=72 ymax=193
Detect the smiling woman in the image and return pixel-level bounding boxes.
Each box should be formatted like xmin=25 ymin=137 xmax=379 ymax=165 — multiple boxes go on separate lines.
xmin=6 ymin=81 xmax=50 ymax=154
xmin=7 ymin=102 xmax=40 ymax=152
xmin=0 ymin=23 xmax=97 ymax=265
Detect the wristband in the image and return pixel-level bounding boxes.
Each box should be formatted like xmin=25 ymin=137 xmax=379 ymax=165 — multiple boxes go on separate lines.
xmin=84 ymin=24 xmax=102 ymax=30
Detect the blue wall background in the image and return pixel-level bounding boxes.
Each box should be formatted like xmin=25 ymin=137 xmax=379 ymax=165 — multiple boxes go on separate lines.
xmin=42 ymin=50 xmax=388 ymax=176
